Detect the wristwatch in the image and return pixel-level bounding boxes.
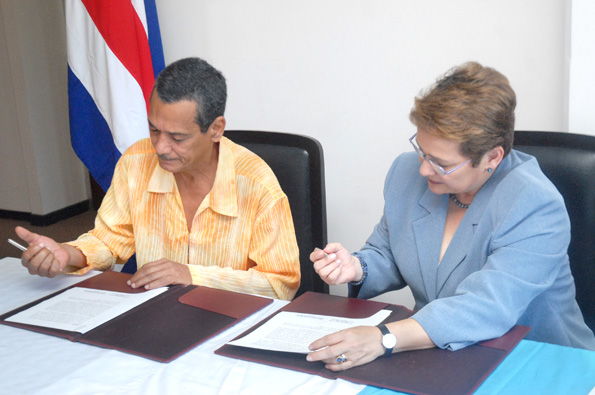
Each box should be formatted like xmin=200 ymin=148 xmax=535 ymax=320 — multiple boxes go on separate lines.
xmin=377 ymin=324 xmax=397 ymax=357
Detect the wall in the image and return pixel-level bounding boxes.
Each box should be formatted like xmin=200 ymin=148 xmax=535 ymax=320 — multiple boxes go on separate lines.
xmin=0 ymin=0 xmax=586 ymax=305
xmin=0 ymin=0 xmax=88 ymax=216
xmin=154 ymin=0 xmax=567 ymax=305
xmin=0 ymin=2 xmax=29 ymax=213
xmin=568 ymin=0 xmax=595 ymax=134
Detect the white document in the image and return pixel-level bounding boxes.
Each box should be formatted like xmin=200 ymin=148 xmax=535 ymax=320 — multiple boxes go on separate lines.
xmin=228 ymin=309 xmax=392 ymax=354
xmin=6 ymin=286 xmax=167 ymax=334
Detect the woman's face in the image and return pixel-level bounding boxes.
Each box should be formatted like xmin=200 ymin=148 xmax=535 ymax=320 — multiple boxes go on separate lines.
xmin=414 ymin=128 xmax=496 ymax=198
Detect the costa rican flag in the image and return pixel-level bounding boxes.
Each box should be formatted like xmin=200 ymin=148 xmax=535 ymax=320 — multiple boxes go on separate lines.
xmin=66 ymin=0 xmax=165 ymax=191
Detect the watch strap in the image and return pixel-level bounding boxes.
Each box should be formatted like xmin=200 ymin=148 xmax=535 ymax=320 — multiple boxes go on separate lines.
xmin=377 ymin=323 xmax=394 ymax=357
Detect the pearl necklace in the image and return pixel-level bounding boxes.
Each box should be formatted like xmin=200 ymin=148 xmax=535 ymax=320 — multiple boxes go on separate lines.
xmin=449 ymin=193 xmax=470 ymax=209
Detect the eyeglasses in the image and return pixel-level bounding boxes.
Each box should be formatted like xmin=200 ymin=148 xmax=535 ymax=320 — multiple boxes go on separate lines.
xmin=409 ymin=133 xmax=471 ymax=176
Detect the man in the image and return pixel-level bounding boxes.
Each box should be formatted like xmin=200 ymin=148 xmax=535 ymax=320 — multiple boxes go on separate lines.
xmin=16 ymin=57 xmax=300 ymax=300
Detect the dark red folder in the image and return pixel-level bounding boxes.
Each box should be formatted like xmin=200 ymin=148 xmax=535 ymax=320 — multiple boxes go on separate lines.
xmin=0 ymin=271 xmax=273 ymax=362
xmin=215 ymin=292 xmax=530 ymax=395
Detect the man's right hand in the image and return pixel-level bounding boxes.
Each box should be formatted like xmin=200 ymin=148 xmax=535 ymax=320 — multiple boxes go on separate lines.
xmin=14 ymin=226 xmax=74 ymax=277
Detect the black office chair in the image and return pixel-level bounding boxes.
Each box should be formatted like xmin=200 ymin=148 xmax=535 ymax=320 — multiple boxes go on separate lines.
xmin=514 ymin=131 xmax=595 ymax=331
xmin=225 ymin=130 xmax=328 ymax=296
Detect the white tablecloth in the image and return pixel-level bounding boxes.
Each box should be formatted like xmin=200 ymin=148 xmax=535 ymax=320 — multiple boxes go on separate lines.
xmin=0 ymin=257 xmax=365 ymax=395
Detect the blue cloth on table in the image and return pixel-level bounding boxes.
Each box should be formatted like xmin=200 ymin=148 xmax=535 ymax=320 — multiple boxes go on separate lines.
xmin=358 ymin=340 xmax=595 ymax=395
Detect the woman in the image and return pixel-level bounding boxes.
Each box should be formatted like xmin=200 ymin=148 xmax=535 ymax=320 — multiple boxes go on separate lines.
xmin=307 ymin=62 xmax=595 ymax=371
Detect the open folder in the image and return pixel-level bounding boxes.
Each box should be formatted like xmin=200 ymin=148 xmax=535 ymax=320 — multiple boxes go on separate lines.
xmin=0 ymin=271 xmax=272 ymax=362
xmin=215 ymin=292 xmax=530 ymax=395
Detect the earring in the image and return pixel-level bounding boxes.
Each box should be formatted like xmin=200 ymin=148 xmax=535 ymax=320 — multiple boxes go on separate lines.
xmin=487 ymin=168 xmax=493 ymax=173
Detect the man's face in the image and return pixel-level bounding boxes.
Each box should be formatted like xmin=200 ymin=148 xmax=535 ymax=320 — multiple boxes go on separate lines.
xmin=148 ymin=94 xmax=217 ymax=175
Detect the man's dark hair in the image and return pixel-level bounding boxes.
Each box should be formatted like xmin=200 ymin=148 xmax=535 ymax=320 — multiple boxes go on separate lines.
xmin=154 ymin=57 xmax=227 ymax=133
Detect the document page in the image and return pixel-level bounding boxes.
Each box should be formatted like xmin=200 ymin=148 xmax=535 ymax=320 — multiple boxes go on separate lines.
xmin=6 ymin=286 xmax=167 ymax=334
xmin=228 ymin=309 xmax=391 ymax=354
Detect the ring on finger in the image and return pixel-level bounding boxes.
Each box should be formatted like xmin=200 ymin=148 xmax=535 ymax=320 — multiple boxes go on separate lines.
xmin=336 ymin=353 xmax=347 ymax=363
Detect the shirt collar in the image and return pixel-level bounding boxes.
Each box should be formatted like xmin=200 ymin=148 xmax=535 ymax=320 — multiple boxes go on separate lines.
xmin=209 ymin=137 xmax=238 ymax=217
xmin=147 ymin=157 xmax=175 ymax=193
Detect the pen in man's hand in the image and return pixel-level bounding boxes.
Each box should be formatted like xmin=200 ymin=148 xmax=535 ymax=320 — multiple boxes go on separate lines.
xmin=8 ymin=238 xmax=27 ymax=252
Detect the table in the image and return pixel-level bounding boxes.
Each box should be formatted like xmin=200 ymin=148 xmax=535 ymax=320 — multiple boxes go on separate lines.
xmin=1 ymin=257 xmax=594 ymax=394
xmin=0 ymin=258 xmax=365 ymax=395
xmin=362 ymin=341 xmax=595 ymax=395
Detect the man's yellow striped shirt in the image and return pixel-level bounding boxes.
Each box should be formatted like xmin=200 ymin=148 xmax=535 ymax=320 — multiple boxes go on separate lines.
xmin=67 ymin=137 xmax=300 ymax=300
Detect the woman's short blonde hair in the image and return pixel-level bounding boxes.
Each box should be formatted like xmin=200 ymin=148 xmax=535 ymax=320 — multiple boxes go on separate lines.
xmin=409 ymin=62 xmax=516 ymax=166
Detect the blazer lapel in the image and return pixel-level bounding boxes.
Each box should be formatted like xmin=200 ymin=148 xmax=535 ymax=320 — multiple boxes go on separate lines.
xmin=435 ymin=217 xmax=475 ymax=295
xmin=435 ymin=182 xmax=494 ymax=296
xmin=412 ymin=189 xmax=447 ymax=301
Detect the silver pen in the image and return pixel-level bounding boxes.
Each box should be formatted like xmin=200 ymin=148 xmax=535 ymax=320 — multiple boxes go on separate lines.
xmin=7 ymin=238 xmax=27 ymax=252
xmin=314 ymin=247 xmax=328 ymax=257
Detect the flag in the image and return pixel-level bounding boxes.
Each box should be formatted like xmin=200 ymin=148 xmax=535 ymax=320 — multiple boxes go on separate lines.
xmin=66 ymin=0 xmax=165 ymax=191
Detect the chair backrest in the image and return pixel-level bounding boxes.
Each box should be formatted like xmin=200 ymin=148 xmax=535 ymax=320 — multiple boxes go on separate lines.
xmin=225 ymin=130 xmax=328 ymax=296
xmin=514 ymin=131 xmax=595 ymax=331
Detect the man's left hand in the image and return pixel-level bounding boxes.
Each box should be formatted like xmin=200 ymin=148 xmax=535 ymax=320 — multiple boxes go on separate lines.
xmin=127 ymin=258 xmax=192 ymax=290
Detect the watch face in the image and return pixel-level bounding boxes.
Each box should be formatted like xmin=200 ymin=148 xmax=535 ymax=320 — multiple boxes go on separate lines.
xmin=382 ymin=334 xmax=397 ymax=349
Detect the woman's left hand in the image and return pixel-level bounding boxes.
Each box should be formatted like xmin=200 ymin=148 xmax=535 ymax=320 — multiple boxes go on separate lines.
xmin=306 ymin=326 xmax=385 ymax=371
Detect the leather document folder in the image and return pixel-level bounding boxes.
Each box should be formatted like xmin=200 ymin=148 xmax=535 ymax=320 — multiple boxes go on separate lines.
xmin=0 ymin=271 xmax=273 ymax=362
xmin=215 ymin=292 xmax=530 ymax=395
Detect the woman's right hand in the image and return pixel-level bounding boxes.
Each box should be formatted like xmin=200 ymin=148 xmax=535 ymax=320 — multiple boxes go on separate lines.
xmin=309 ymin=243 xmax=363 ymax=285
